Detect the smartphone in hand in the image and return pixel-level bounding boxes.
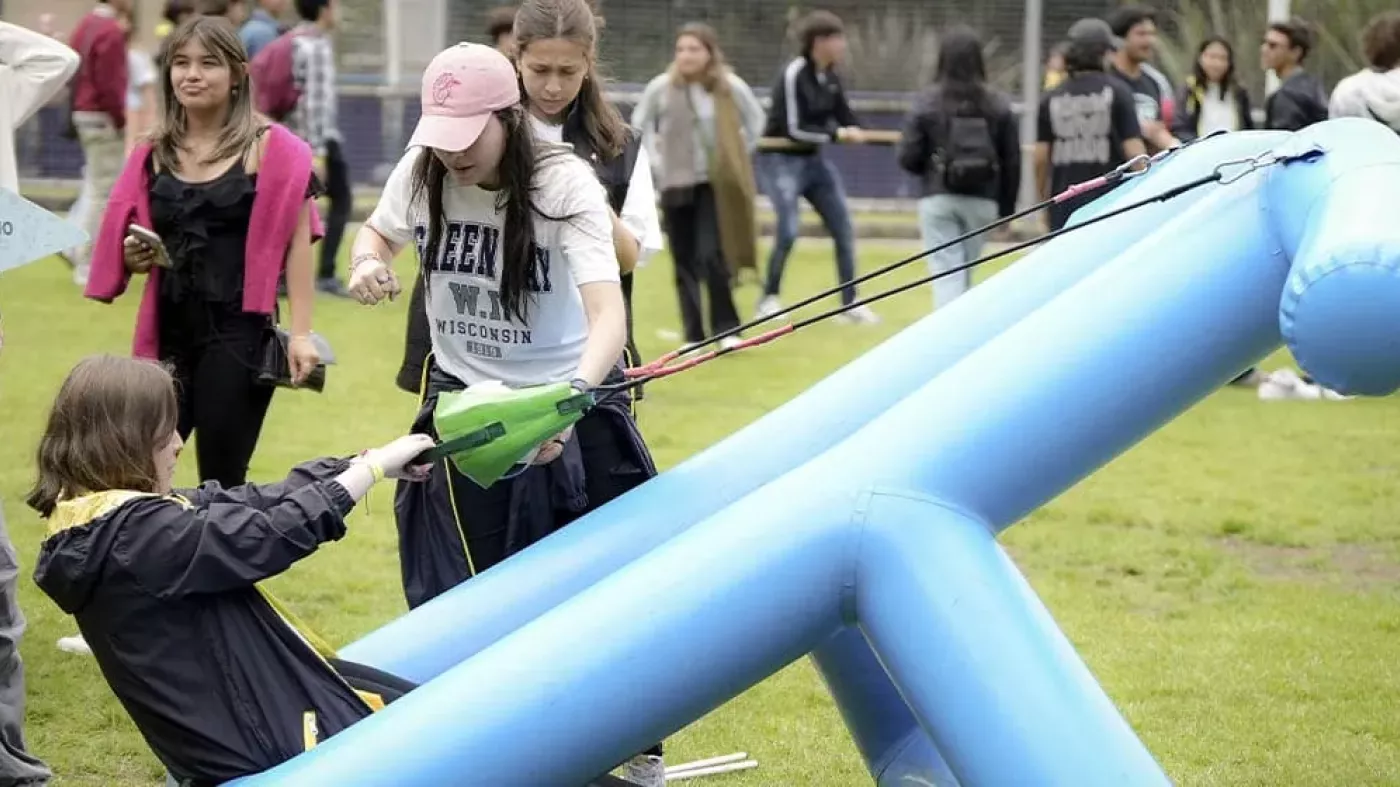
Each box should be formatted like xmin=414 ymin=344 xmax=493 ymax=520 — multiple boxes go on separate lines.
xmin=127 ymin=224 xmax=172 ymax=269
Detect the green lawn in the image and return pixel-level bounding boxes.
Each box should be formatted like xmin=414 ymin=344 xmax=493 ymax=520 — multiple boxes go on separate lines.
xmin=1 ymin=237 xmax=1399 ymax=786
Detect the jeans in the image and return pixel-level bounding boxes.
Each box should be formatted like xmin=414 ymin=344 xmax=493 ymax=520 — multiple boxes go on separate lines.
xmin=760 ymin=152 xmax=857 ymax=305
xmin=918 ymin=194 xmax=1000 ymax=310
xmin=0 ymin=506 xmax=50 ymax=787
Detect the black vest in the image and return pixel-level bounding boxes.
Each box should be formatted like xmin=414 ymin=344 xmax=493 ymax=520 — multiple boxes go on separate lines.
xmin=560 ymin=102 xmax=642 ymax=213
xmin=560 ymin=103 xmax=646 ymax=397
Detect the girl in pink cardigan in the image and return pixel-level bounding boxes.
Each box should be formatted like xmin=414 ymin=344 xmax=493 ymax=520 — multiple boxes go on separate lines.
xmin=84 ymin=16 xmax=323 ymax=492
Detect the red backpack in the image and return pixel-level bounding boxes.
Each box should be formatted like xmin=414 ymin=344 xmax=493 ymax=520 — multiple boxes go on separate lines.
xmin=248 ymin=29 xmax=305 ymax=121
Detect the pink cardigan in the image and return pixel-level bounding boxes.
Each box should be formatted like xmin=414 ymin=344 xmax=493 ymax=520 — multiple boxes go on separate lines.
xmin=83 ymin=124 xmax=324 ymax=359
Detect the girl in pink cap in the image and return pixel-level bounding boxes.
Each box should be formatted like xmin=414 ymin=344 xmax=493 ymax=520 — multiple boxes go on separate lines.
xmin=394 ymin=0 xmax=663 ymax=407
xmin=347 ymin=40 xmax=655 ymax=623
xmin=350 ymin=40 xmax=664 ymax=783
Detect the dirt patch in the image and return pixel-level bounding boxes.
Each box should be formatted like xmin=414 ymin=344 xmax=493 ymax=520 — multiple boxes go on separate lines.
xmin=1218 ymin=537 xmax=1400 ymax=591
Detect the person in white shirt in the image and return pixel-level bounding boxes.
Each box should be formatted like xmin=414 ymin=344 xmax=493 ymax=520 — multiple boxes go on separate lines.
xmin=351 ymin=42 xmax=662 ymax=786
xmin=1328 ymin=11 xmax=1400 ymax=132
xmin=349 ymin=38 xmax=656 ymax=616
xmin=0 ymin=21 xmax=79 ymax=193
xmin=0 ymin=21 xmax=77 ymax=784
xmin=393 ymin=0 xmax=662 ymax=400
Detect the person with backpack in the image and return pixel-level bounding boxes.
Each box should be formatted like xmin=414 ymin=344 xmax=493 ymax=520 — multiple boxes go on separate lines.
xmin=897 ymin=25 xmax=1020 ymax=310
xmin=249 ymin=0 xmax=349 ymax=297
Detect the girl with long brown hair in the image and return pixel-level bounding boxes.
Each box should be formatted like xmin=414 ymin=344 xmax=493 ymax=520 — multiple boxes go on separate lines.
xmin=632 ymin=22 xmax=764 ymax=348
xmin=30 ymin=355 xmax=432 ymax=784
xmin=84 ymin=16 xmax=323 ymax=490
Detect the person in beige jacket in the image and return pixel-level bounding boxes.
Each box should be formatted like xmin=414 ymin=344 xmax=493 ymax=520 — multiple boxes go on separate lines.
xmin=0 ymin=19 xmax=78 ymax=787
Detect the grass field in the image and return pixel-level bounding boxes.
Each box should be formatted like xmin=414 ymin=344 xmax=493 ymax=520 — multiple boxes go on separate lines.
xmin=1 ymin=235 xmax=1399 ymax=786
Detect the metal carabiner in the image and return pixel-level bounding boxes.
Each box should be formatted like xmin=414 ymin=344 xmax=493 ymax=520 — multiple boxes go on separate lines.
xmin=1213 ymin=152 xmax=1268 ymax=185
xmin=1113 ymin=153 xmax=1153 ymax=181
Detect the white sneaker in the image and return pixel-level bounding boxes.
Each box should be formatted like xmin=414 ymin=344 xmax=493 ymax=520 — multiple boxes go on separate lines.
xmin=719 ymin=335 xmax=742 ymax=351
xmin=72 ymin=263 xmax=89 ymax=288
xmin=57 ymin=634 xmax=92 ymax=656
xmin=622 ymin=754 xmax=665 ymax=787
xmin=837 ymin=304 xmax=881 ymax=325
xmin=754 ymin=295 xmax=782 ymax=319
xmin=1257 ymin=379 xmax=1293 ymax=401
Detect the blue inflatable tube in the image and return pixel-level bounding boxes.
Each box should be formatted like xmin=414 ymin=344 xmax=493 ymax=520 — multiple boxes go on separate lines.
xmin=222 ymin=125 xmax=1400 ymax=785
xmin=341 ymin=131 xmax=1275 ymax=684
xmin=315 ymin=132 xmax=1274 ymax=784
xmin=331 ymin=128 xmax=1281 ymax=785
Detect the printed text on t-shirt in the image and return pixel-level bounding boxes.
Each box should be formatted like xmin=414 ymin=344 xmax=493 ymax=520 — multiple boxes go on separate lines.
xmin=415 ymin=220 xmax=557 ymax=360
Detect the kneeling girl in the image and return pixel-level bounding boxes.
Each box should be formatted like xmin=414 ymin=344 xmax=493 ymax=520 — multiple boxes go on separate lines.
xmin=30 ymin=355 xmax=432 ymax=785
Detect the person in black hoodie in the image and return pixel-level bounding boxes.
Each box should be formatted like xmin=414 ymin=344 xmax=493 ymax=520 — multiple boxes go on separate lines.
xmin=30 ymin=355 xmax=432 ymax=786
xmin=897 ymin=25 xmax=1020 ymax=310
xmin=1261 ymin=17 xmax=1329 ymax=130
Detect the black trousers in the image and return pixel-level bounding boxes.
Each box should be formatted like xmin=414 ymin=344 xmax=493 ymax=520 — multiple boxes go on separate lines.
xmin=319 ymin=139 xmax=351 ymax=281
xmin=397 ymin=372 xmax=657 ymax=596
xmin=662 ymin=184 xmax=740 ymax=344
xmin=396 ymin=273 xmax=432 ymax=394
xmin=161 ymin=301 xmax=274 ymax=488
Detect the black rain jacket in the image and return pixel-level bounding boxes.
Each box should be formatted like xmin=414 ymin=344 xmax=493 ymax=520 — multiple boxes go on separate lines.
xmin=32 ymin=459 xmax=377 ymax=785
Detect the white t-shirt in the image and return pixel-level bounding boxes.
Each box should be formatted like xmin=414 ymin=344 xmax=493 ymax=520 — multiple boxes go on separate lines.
xmin=527 ymin=113 xmax=665 ymax=265
xmin=126 ymin=50 xmax=156 ymax=112
xmin=367 ymin=145 xmax=620 ymax=388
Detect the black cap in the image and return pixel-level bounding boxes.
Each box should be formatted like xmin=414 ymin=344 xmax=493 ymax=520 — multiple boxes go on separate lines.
xmin=1067 ymin=18 xmax=1123 ymax=53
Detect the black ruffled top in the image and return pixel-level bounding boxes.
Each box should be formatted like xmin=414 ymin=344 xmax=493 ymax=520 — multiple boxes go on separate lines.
xmin=149 ymin=157 xmax=257 ymax=305
xmin=146 ymin=139 xmax=324 ymax=305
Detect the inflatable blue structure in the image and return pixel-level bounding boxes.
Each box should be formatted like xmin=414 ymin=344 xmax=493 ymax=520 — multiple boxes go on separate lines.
xmin=230 ymin=119 xmax=1400 ymax=786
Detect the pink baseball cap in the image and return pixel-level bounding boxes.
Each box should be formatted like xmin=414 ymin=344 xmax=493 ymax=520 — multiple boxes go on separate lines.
xmin=408 ymin=43 xmax=520 ymax=152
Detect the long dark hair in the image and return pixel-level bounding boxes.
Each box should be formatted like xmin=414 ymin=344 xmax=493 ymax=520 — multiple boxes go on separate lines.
xmin=513 ymin=0 xmax=628 ymax=160
xmin=28 ymin=356 xmax=179 ymax=518
xmin=934 ymin=25 xmax=991 ymax=114
xmin=1192 ymin=35 xmax=1237 ymax=90
xmin=410 ymin=106 xmax=572 ymax=324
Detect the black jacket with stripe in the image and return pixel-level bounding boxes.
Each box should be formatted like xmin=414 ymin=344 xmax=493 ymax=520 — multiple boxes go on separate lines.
xmin=762 ymin=56 xmax=861 ymax=154
xmin=33 ymin=459 xmax=372 ymax=784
